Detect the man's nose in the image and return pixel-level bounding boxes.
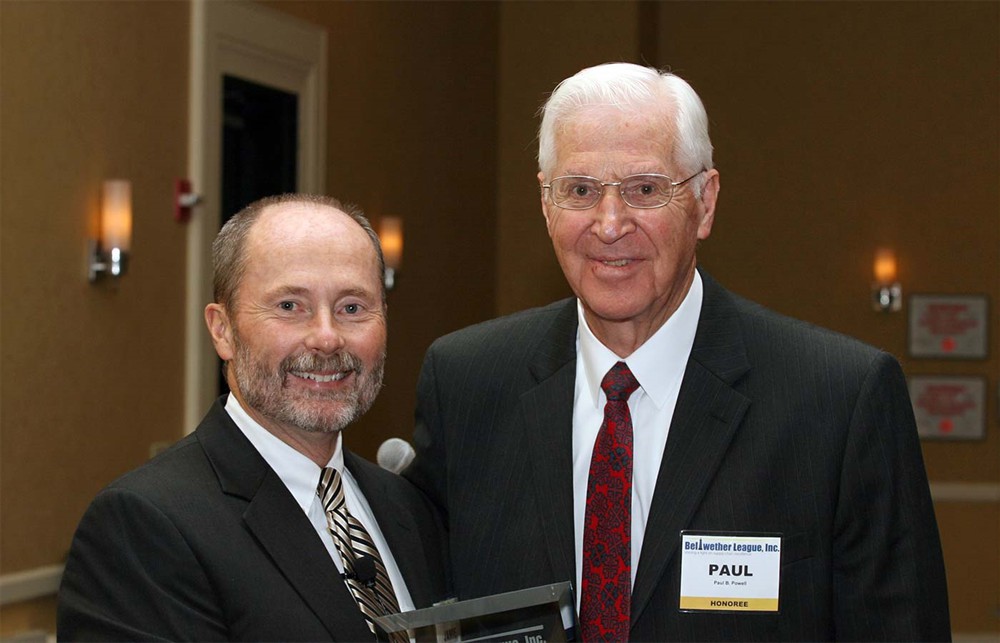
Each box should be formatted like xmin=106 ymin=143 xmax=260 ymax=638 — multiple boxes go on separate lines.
xmin=304 ymin=310 xmax=346 ymax=353
xmin=591 ymin=186 xmax=636 ymax=242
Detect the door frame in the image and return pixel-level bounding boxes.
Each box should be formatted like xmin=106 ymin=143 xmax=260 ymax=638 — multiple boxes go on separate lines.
xmin=184 ymin=0 xmax=327 ymax=432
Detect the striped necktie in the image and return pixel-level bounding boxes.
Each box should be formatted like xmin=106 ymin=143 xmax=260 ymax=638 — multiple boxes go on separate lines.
xmin=317 ymin=467 xmax=406 ymax=642
xmin=579 ymin=361 xmax=640 ymax=642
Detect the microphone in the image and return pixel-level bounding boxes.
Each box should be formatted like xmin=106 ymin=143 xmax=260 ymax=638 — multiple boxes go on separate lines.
xmin=353 ymin=554 xmax=377 ymax=588
xmin=345 ymin=554 xmax=394 ymax=617
xmin=341 ymin=553 xmax=377 ymax=587
xmin=376 ymin=438 xmax=415 ymax=473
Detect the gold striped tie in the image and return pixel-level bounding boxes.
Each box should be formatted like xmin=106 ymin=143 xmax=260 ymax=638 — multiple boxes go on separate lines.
xmin=317 ymin=467 xmax=407 ymax=642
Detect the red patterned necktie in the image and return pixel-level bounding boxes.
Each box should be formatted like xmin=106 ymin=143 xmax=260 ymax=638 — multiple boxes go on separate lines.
xmin=580 ymin=361 xmax=639 ymax=642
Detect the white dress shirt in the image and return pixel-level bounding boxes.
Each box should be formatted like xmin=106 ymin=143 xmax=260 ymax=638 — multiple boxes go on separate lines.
xmin=225 ymin=394 xmax=415 ymax=613
xmin=572 ymin=271 xmax=703 ymax=605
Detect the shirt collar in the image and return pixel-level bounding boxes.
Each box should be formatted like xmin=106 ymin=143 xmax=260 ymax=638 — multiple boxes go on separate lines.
xmin=224 ymin=393 xmax=343 ymax=514
xmin=578 ymin=270 xmax=703 ymax=410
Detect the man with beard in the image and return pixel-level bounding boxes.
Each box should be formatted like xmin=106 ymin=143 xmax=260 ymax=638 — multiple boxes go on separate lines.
xmin=58 ymin=194 xmax=448 ymax=642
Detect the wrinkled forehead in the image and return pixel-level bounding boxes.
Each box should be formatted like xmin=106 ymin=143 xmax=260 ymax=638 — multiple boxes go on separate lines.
xmin=551 ymin=103 xmax=679 ymax=166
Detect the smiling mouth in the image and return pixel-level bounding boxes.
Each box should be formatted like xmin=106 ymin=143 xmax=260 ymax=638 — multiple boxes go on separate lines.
xmin=601 ymin=259 xmax=631 ymax=267
xmin=291 ymin=371 xmax=352 ymax=383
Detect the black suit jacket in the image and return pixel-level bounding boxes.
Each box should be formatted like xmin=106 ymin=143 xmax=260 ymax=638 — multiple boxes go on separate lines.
xmin=405 ymin=269 xmax=949 ymax=641
xmin=58 ymin=398 xmax=448 ymax=642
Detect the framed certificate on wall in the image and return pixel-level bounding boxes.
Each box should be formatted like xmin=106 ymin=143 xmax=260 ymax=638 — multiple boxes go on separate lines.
xmin=908 ymin=375 xmax=986 ymax=440
xmin=908 ymin=294 xmax=989 ymax=359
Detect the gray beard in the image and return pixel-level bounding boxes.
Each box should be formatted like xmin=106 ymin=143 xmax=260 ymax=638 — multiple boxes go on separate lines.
xmin=230 ymin=331 xmax=384 ymax=434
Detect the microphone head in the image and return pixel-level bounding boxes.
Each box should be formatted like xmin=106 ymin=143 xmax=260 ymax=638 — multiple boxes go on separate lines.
xmin=354 ymin=554 xmax=377 ymax=587
xmin=376 ymin=437 xmax=416 ymax=474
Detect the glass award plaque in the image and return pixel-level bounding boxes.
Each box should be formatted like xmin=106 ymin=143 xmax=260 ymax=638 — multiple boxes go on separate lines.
xmin=374 ymin=581 xmax=576 ymax=642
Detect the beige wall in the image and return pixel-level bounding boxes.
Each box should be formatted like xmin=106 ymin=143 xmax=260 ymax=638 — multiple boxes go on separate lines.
xmin=0 ymin=0 xmax=190 ymax=626
xmin=1 ymin=0 xmax=997 ymax=636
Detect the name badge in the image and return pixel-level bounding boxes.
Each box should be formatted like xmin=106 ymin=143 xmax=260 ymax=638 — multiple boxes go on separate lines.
xmin=678 ymin=531 xmax=781 ymax=612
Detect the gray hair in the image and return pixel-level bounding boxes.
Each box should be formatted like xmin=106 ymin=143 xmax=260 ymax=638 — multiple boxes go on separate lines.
xmin=212 ymin=193 xmax=386 ymax=311
xmin=538 ymin=63 xmax=714 ymax=195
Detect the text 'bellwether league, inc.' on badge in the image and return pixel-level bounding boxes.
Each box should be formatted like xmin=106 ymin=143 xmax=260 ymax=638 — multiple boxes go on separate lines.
xmin=678 ymin=532 xmax=782 ymax=612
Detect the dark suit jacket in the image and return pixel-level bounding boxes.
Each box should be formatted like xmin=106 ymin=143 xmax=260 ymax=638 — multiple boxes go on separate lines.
xmin=58 ymin=398 xmax=448 ymax=642
xmin=405 ymin=269 xmax=949 ymax=641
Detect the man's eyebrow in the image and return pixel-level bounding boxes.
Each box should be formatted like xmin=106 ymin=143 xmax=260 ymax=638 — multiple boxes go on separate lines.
xmin=264 ymin=285 xmax=378 ymax=300
xmin=265 ymin=285 xmax=310 ymax=299
xmin=338 ymin=287 xmax=378 ymax=300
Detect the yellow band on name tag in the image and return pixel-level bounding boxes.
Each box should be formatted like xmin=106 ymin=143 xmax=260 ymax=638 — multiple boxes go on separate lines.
xmin=679 ymin=597 xmax=780 ymax=611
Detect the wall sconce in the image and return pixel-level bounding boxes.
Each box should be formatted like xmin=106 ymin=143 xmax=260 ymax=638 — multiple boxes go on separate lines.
xmin=89 ymin=180 xmax=132 ymax=282
xmin=378 ymin=216 xmax=403 ymax=290
xmin=872 ymin=247 xmax=902 ymax=312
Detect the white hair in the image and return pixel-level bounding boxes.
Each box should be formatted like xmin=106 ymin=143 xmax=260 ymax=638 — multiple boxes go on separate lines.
xmin=537 ymin=63 xmax=714 ymax=194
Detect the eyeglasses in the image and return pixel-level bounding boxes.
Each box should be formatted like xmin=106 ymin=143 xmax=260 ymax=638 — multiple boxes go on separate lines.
xmin=542 ymin=171 xmax=705 ymax=210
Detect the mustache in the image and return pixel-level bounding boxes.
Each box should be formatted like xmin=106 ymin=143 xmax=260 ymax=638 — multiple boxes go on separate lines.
xmin=280 ymin=351 xmax=364 ymax=375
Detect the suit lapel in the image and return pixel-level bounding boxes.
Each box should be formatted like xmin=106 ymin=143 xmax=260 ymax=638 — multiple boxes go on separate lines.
xmin=197 ymin=401 xmax=373 ymax=641
xmin=243 ymin=477 xmax=373 ymax=641
xmin=521 ymin=299 xmax=579 ymax=588
xmin=630 ymin=271 xmax=752 ymax=624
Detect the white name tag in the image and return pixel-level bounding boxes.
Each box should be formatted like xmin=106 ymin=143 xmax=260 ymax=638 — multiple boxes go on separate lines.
xmin=678 ymin=531 xmax=781 ymax=612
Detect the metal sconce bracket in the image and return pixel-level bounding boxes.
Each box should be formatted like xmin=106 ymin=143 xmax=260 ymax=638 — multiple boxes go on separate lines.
xmin=872 ymin=283 xmax=902 ymax=312
xmin=88 ymin=239 xmax=129 ymax=282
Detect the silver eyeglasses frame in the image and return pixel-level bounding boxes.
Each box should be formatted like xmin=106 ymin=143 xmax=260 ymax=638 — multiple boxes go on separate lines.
xmin=541 ymin=170 xmax=706 ymax=210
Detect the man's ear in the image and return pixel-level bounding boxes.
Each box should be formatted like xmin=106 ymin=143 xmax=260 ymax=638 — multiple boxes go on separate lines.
xmin=696 ymin=169 xmax=720 ymax=241
xmin=539 ymin=171 xmax=554 ymax=234
xmin=204 ymin=303 xmax=235 ymax=361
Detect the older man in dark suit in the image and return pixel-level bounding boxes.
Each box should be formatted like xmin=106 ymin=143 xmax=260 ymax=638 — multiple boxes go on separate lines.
xmin=59 ymin=194 xmax=448 ymax=641
xmin=405 ymin=63 xmax=949 ymax=641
